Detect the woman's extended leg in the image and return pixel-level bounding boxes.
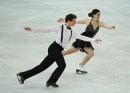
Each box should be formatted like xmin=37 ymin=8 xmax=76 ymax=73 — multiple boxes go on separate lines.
xmin=62 ymin=46 xmax=80 ymax=56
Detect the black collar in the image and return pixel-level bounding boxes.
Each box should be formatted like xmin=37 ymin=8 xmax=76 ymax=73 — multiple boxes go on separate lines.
xmin=65 ymin=24 xmax=71 ymax=30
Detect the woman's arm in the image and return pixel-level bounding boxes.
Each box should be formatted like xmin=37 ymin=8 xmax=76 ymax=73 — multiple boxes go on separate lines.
xmin=100 ymin=22 xmax=115 ymax=29
xmin=76 ymin=18 xmax=89 ymax=24
xmin=57 ymin=18 xmax=89 ymax=24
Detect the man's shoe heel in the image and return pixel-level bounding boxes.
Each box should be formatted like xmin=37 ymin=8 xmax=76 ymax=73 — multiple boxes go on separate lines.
xmin=16 ymin=73 xmax=20 ymax=84
xmin=76 ymin=69 xmax=80 ymax=73
xmin=46 ymin=83 xmax=59 ymax=88
xmin=16 ymin=73 xmax=25 ymax=84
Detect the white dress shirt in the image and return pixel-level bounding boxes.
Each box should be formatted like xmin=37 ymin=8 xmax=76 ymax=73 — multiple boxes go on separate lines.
xmin=32 ymin=24 xmax=96 ymax=48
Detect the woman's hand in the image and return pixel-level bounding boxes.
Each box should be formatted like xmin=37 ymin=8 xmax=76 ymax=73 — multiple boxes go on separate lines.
xmin=57 ymin=18 xmax=64 ymax=22
xmin=112 ymin=26 xmax=115 ymax=29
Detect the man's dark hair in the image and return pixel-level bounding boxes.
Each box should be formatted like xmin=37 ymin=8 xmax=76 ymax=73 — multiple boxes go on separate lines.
xmin=65 ymin=14 xmax=77 ymax=23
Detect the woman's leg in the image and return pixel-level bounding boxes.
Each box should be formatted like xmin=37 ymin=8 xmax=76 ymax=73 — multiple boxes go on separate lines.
xmin=80 ymin=47 xmax=94 ymax=65
xmin=62 ymin=46 xmax=80 ymax=56
xmin=76 ymin=47 xmax=94 ymax=74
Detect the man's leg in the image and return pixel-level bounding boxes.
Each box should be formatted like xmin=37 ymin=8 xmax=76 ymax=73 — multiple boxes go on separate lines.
xmin=17 ymin=55 xmax=54 ymax=84
xmin=46 ymin=46 xmax=66 ymax=87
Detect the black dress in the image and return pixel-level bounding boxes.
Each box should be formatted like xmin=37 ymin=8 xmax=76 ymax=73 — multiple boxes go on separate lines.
xmin=72 ymin=20 xmax=99 ymax=53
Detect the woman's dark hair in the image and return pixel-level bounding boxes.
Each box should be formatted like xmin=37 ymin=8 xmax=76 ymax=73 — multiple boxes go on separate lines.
xmin=88 ymin=9 xmax=100 ymax=18
xmin=65 ymin=14 xmax=77 ymax=23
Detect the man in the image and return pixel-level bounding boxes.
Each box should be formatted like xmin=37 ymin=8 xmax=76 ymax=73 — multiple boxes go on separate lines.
xmin=17 ymin=14 xmax=101 ymax=88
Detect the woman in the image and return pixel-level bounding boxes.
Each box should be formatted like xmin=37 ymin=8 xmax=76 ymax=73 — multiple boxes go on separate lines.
xmin=58 ymin=9 xmax=115 ymax=74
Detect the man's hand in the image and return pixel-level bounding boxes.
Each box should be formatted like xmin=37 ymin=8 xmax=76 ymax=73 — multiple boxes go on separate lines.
xmin=95 ymin=39 xmax=102 ymax=43
xmin=24 ymin=27 xmax=31 ymax=31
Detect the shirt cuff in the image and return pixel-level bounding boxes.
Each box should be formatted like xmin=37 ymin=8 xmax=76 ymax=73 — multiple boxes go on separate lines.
xmin=91 ymin=38 xmax=96 ymax=42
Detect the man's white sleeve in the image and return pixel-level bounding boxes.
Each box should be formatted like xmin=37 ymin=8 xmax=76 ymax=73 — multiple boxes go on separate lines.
xmin=31 ymin=25 xmax=60 ymax=33
xmin=72 ymin=31 xmax=96 ymax=42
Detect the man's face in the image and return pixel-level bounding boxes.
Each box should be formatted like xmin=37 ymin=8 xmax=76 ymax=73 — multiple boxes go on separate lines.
xmin=68 ymin=19 xmax=76 ymax=26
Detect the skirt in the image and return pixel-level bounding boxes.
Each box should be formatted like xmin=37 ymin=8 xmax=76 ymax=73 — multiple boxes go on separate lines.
xmin=72 ymin=39 xmax=94 ymax=53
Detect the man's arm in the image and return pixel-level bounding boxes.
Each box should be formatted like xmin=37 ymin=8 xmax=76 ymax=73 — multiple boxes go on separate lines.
xmin=24 ymin=25 xmax=61 ymax=33
xmin=72 ymin=31 xmax=102 ymax=43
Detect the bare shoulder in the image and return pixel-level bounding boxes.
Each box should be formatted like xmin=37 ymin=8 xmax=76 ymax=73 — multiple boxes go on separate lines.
xmin=98 ymin=21 xmax=103 ymax=27
xmin=84 ymin=18 xmax=90 ymax=25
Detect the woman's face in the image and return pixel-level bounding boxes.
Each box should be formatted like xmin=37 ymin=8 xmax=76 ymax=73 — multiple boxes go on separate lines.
xmin=93 ymin=12 xmax=100 ymax=20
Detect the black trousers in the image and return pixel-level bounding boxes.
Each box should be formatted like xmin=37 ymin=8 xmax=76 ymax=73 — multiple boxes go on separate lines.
xmin=19 ymin=41 xmax=66 ymax=83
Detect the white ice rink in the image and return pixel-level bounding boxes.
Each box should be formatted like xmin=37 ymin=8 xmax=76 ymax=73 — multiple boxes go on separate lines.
xmin=0 ymin=0 xmax=130 ymax=93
